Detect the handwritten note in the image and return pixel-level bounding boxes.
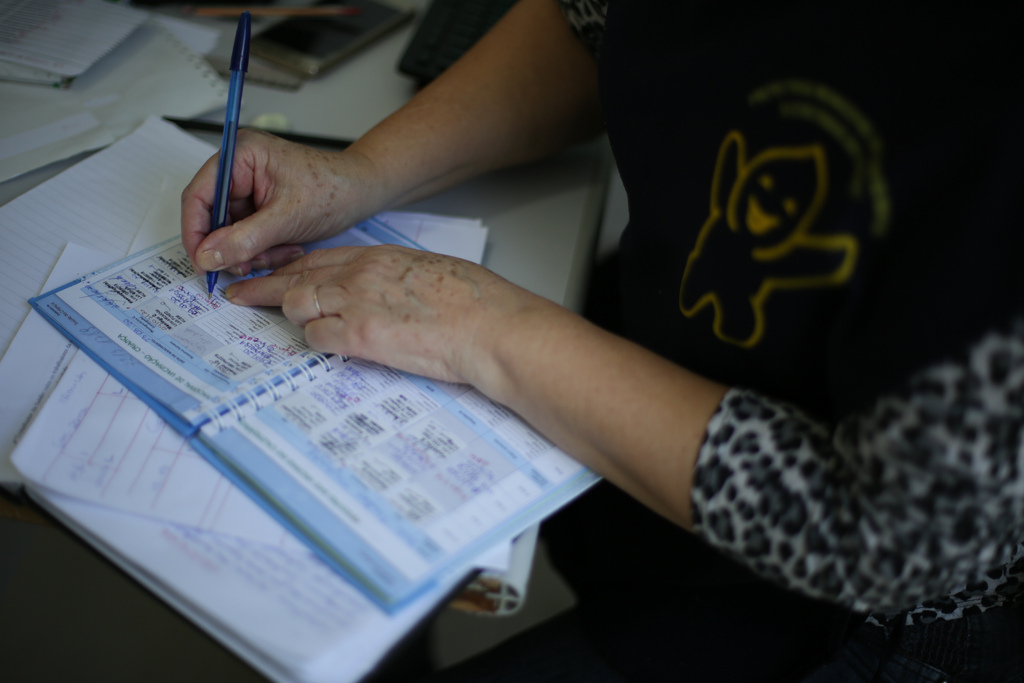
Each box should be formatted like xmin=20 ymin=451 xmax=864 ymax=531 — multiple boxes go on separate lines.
xmin=218 ymin=354 xmax=596 ymax=599
xmin=41 ymin=488 xmax=464 ymax=683
xmin=14 ymin=351 xmax=298 ymax=548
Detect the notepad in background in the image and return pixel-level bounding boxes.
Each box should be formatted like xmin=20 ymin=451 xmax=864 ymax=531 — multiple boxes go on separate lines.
xmin=0 ymin=0 xmax=148 ymax=83
xmin=0 ymin=18 xmax=225 ymax=184
xmin=0 ymin=59 xmax=75 ymax=88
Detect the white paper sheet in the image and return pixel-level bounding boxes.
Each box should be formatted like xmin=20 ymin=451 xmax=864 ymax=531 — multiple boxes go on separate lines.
xmin=0 ymin=19 xmax=224 ymax=183
xmin=14 ymin=351 xmax=303 ymax=547
xmin=152 ymin=15 xmax=222 ymax=57
xmin=0 ymin=117 xmax=215 ymax=356
xmin=0 ymin=242 xmax=115 ymax=490
xmin=375 ymin=211 xmax=488 ymax=262
xmin=0 ymin=0 xmax=147 ymax=77
xmin=36 ymin=489 xmax=465 ymax=683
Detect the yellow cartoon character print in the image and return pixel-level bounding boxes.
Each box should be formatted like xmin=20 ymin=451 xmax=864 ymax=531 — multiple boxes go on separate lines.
xmin=679 ymin=130 xmax=859 ymax=348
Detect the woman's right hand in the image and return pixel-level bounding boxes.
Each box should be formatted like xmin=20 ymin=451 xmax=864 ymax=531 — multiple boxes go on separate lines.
xmin=180 ymin=129 xmax=384 ymax=278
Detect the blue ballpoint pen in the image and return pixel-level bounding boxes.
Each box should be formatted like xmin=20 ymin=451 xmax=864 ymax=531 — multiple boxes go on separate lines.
xmin=207 ymin=11 xmax=251 ymax=298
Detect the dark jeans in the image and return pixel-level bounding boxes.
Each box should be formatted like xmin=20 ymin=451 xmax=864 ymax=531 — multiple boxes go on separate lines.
xmin=801 ymin=606 xmax=1024 ymax=683
xmin=411 ymin=604 xmax=1024 ymax=683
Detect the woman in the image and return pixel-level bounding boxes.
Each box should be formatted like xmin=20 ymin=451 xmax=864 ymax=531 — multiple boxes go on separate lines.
xmin=182 ymin=1 xmax=1024 ymax=680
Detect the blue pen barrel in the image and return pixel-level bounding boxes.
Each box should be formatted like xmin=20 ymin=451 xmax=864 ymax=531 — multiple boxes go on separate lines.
xmin=211 ymin=71 xmax=244 ymax=231
xmin=207 ymin=72 xmax=244 ymax=295
xmin=207 ymin=11 xmax=250 ymax=297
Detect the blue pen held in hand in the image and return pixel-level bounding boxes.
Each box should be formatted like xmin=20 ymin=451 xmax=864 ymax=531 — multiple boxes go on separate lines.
xmin=207 ymin=11 xmax=251 ymax=298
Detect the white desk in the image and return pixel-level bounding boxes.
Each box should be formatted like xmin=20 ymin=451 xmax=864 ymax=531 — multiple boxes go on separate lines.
xmin=0 ymin=5 xmax=610 ymax=682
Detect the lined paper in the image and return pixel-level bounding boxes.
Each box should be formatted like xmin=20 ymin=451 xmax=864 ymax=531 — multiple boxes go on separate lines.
xmin=15 ymin=351 xmax=301 ymax=547
xmin=0 ymin=0 xmax=147 ymax=76
xmin=43 ymin=489 xmax=464 ymax=683
xmin=0 ymin=242 xmax=112 ymax=490
xmin=0 ymin=116 xmax=216 ymax=357
xmin=0 ymin=20 xmax=226 ymax=182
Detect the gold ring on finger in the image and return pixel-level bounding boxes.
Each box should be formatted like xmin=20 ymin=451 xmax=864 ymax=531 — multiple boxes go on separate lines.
xmin=312 ymin=285 xmax=324 ymax=319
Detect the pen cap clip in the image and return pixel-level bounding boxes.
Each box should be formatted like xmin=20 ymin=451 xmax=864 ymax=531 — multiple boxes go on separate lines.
xmin=230 ymin=11 xmax=251 ymax=73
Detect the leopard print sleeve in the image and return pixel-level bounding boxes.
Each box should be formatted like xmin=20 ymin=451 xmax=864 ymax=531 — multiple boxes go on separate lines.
xmin=691 ymin=317 xmax=1024 ymax=622
xmin=554 ymin=0 xmax=607 ymax=60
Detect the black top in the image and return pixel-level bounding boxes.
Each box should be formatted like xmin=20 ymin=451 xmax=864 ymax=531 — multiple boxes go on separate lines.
xmin=546 ymin=1 xmax=1024 ymax=679
xmin=603 ymin=0 xmax=1024 ymax=419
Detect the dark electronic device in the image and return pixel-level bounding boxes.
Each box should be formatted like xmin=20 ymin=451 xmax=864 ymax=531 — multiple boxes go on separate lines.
xmin=397 ymin=0 xmax=517 ymax=83
xmin=251 ymin=0 xmax=414 ymax=77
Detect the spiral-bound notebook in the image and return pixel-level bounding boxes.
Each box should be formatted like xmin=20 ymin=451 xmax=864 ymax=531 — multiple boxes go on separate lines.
xmin=27 ymin=225 xmax=598 ymax=612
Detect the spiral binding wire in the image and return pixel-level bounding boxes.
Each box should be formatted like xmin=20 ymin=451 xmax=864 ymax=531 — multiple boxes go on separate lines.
xmin=200 ymin=351 xmax=335 ymax=433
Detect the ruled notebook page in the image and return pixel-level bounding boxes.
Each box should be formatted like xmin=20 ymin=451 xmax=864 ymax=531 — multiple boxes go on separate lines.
xmin=0 ymin=117 xmax=215 ymax=357
xmin=0 ymin=0 xmax=147 ymax=76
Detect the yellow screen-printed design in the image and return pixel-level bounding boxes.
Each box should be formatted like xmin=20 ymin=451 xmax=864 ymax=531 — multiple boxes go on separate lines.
xmin=679 ymin=80 xmax=888 ymax=349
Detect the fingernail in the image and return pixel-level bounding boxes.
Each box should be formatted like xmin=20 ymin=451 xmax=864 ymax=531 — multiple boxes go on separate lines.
xmin=287 ymin=247 xmax=305 ymax=262
xmin=229 ymin=266 xmax=245 ymax=276
xmin=199 ymin=249 xmax=224 ymax=272
xmin=251 ymin=258 xmax=268 ymax=270
xmin=224 ymin=284 xmax=238 ymax=301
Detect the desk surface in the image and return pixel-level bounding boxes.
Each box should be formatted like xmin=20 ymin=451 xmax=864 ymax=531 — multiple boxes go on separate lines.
xmin=0 ymin=5 xmax=609 ymax=682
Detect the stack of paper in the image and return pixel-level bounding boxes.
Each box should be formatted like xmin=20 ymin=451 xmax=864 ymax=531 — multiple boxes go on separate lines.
xmin=0 ymin=117 xmax=554 ymax=682
xmin=0 ymin=0 xmax=147 ymax=86
xmin=0 ymin=2 xmax=226 ymax=183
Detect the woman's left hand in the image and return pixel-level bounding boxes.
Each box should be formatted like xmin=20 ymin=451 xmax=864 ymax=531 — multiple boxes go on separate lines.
xmin=223 ymin=244 xmax=545 ymax=387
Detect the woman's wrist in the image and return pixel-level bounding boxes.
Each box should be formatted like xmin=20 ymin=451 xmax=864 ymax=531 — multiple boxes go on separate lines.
xmin=460 ymin=290 xmax=581 ymax=407
xmin=312 ymin=147 xmax=389 ymax=234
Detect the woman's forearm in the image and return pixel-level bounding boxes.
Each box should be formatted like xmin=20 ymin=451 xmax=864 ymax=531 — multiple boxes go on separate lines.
xmin=464 ymin=295 xmax=728 ymax=528
xmin=346 ymin=0 xmax=605 ymax=211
